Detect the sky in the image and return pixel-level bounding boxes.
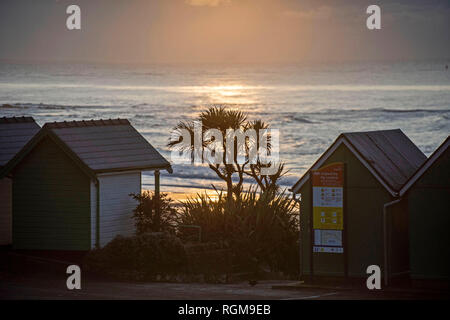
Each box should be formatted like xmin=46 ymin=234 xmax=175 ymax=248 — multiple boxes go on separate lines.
xmin=0 ymin=0 xmax=448 ymax=64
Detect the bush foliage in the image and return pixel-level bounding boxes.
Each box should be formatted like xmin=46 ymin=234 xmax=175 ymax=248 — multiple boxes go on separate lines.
xmin=85 ymin=232 xmax=187 ymax=280
xmin=92 ymin=187 xmax=300 ymax=280
xmin=130 ymin=191 xmax=178 ymax=234
xmin=179 ymin=187 xmax=300 ymax=276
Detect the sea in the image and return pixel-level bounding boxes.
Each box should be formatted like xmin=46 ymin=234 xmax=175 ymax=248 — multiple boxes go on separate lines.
xmin=1 ymin=60 xmax=449 ymax=199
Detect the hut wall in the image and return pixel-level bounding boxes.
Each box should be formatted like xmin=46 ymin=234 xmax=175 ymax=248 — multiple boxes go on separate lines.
xmin=11 ymin=137 xmax=91 ymax=250
xmin=299 ymin=143 xmax=392 ymax=278
xmin=97 ymin=171 xmax=139 ymax=247
xmin=386 ymin=198 xmax=410 ymax=278
xmin=90 ymin=180 xmax=97 ymax=249
xmin=408 ymin=148 xmax=450 ymax=280
xmin=0 ymin=177 xmax=12 ymax=245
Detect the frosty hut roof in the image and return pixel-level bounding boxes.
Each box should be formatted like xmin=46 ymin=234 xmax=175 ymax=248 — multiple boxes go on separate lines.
xmin=0 ymin=117 xmax=40 ymax=168
xmin=0 ymin=118 xmax=172 ymax=179
xmin=290 ymin=129 xmax=426 ymax=196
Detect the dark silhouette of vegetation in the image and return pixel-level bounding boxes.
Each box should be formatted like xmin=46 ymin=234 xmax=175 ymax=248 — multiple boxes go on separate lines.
xmin=84 ymin=233 xmax=187 ymax=281
xmin=130 ymin=191 xmax=178 ymax=234
xmin=179 ymin=187 xmax=299 ymax=276
xmin=168 ymin=106 xmax=286 ymax=200
xmin=111 ymin=107 xmax=300 ymax=279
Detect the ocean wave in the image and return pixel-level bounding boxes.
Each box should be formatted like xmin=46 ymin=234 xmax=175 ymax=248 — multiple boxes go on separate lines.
xmin=0 ymin=103 xmax=25 ymax=109
xmin=149 ymin=163 xmax=296 ymax=187
xmin=379 ymin=108 xmax=450 ymax=114
xmin=133 ymin=114 xmax=154 ymax=119
xmin=300 ymin=107 xmax=450 ymax=117
xmin=290 ymin=116 xmax=318 ymax=124
xmin=1 ymin=103 xmax=80 ymax=110
xmin=256 ymin=108 xmax=449 ymax=123
xmin=0 ymin=102 xmax=131 ymax=110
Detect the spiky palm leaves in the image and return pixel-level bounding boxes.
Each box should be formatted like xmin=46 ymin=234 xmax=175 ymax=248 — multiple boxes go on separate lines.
xmin=168 ymin=106 xmax=286 ymax=198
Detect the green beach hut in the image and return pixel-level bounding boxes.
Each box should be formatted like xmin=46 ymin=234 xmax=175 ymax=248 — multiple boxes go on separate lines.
xmin=399 ymin=136 xmax=450 ymax=285
xmin=290 ymin=129 xmax=426 ymax=281
xmin=0 ymin=117 xmax=40 ymax=246
xmin=0 ymin=119 xmax=172 ymax=251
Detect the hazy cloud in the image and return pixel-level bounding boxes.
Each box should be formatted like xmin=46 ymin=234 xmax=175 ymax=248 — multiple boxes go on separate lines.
xmin=282 ymin=6 xmax=333 ymax=20
xmin=185 ymin=0 xmax=231 ymax=7
xmin=0 ymin=0 xmax=448 ymax=64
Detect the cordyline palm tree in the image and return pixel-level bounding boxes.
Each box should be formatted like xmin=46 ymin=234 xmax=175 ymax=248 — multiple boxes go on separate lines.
xmin=168 ymin=106 xmax=285 ymax=200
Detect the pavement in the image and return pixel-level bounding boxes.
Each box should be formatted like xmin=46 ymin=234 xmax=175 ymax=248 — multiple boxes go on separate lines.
xmin=0 ymin=250 xmax=448 ymax=300
xmin=2 ymin=273 xmax=444 ymax=300
xmin=2 ymin=270 xmax=447 ymax=300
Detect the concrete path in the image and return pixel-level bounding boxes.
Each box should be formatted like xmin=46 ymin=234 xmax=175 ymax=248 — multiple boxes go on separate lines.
xmin=0 ymin=250 xmax=446 ymax=300
xmin=1 ymin=271 xmax=443 ymax=300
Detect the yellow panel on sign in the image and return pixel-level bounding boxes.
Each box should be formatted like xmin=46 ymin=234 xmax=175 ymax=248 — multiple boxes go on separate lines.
xmin=313 ymin=207 xmax=343 ymax=230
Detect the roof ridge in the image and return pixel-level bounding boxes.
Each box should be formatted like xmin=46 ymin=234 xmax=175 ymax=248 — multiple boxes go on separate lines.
xmin=43 ymin=118 xmax=130 ymax=129
xmin=0 ymin=116 xmax=36 ymax=124
xmin=291 ymin=129 xmax=426 ymax=195
xmin=342 ymin=128 xmax=401 ymax=135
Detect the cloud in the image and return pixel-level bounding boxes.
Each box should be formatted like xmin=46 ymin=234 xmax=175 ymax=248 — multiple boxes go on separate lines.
xmin=185 ymin=0 xmax=231 ymax=7
xmin=282 ymin=6 xmax=333 ymax=20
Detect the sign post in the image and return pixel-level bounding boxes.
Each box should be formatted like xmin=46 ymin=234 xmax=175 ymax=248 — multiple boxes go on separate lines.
xmin=310 ymin=163 xmax=345 ymax=276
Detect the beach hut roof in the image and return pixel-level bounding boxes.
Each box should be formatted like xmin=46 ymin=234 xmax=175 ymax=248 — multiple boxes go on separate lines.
xmin=399 ymin=135 xmax=449 ymax=197
xmin=290 ymin=129 xmax=426 ymax=196
xmin=0 ymin=117 xmax=40 ymax=168
xmin=0 ymin=118 xmax=172 ymax=178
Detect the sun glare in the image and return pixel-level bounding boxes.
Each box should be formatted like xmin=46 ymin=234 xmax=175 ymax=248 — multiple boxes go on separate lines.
xmin=192 ymin=84 xmax=258 ymax=105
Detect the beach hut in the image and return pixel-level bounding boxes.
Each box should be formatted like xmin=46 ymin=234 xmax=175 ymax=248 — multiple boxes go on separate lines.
xmin=290 ymin=129 xmax=426 ymax=280
xmin=0 ymin=117 xmax=40 ymax=246
xmin=399 ymin=136 xmax=450 ymax=285
xmin=0 ymin=119 xmax=172 ymax=250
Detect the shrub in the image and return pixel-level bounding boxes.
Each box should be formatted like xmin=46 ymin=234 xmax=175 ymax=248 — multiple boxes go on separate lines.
xmin=178 ymin=191 xmax=229 ymax=242
xmin=84 ymin=232 xmax=187 ymax=281
xmin=130 ymin=191 xmax=179 ymax=235
xmin=179 ymin=187 xmax=300 ymax=276
xmin=184 ymin=242 xmax=232 ymax=275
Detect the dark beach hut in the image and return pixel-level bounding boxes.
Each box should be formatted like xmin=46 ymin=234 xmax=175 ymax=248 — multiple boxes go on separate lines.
xmin=290 ymin=129 xmax=426 ymax=281
xmin=0 ymin=119 xmax=172 ymax=250
xmin=0 ymin=117 xmax=40 ymax=246
xmin=399 ymin=136 xmax=450 ymax=285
